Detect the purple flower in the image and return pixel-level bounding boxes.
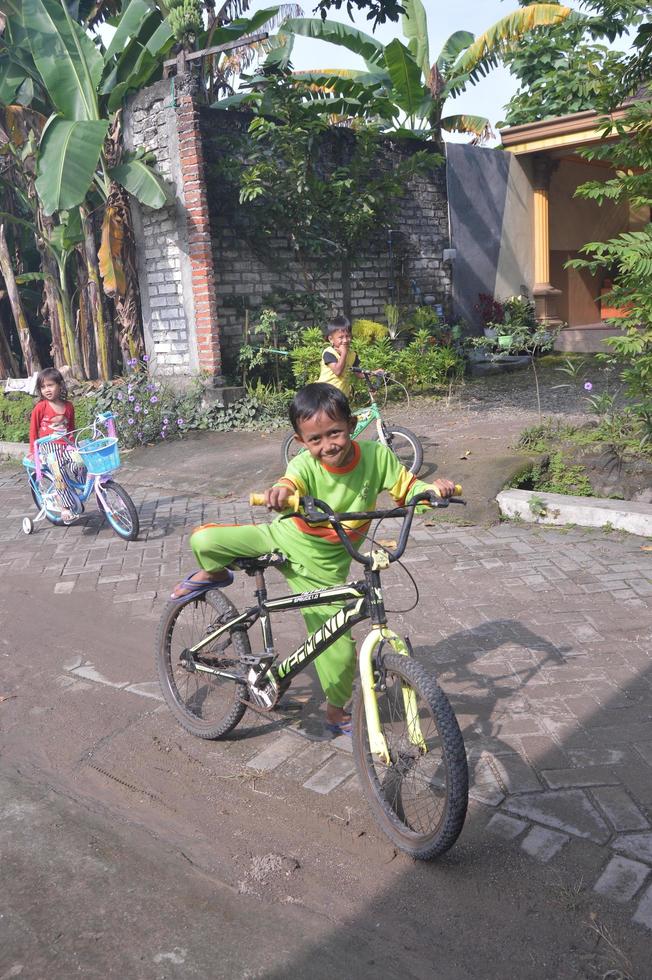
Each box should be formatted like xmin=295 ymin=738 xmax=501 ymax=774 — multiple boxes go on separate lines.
xmin=134 ymin=404 xmax=141 ymax=413
xmin=128 ymin=417 xmax=134 ymax=425
xmin=176 ymin=418 xmax=184 ymax=426
xmin=128 ymin=395 xmax=135 ymax=402
xmin=117 ymin=392 xmax=124 ymax=401
xmin=128 ymin=358 xmax=137 ymax=368
xmin=584 ymin=381 xmax=593 ymax=391
xmin=142 ymin=355 xmax=149 ymax=362
xmin=144 ymin=409 xmax=149 ymax=416
xmin=163 ymin=417 xmax=169 ymax=425
xmin=160 ymin=430 xmax=166 ymax=439
xmin=150 ymin=396 xmax=158 ymax=404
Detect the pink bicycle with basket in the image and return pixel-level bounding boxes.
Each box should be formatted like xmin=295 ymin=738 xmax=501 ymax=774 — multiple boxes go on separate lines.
xmin=22 ymin=411 xmax=139 ymax=540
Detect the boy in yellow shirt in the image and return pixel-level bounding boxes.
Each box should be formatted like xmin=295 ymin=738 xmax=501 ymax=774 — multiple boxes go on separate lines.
xmin=317 ymin=315 xmax=383 ymax=397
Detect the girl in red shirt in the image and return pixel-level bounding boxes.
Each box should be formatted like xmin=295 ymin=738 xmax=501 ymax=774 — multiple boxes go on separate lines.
xmin=29 ymin=368 xmax=85 ymax=522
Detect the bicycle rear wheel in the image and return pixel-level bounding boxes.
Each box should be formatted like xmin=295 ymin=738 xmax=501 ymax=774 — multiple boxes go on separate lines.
xmin=30 ymin=475 xmax=64 ymax=526
xmin=156 ymin=590 xmax=250 ymax=739
xmin=352 ymin=653 xmax=468 ymax=860
xmin=96 ymin=479 xmax=139 ymax=540
xmin=281 ymin=430 xmax=307 ymax=467
xmin=381 ymin=425 xmax=423 ymax=475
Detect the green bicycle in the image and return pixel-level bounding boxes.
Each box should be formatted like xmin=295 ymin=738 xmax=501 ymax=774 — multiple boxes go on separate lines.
xmin=156 ymin=490 xmax=468 ymax=860
xmin=281 ymin=370 xmax=424 ymax=475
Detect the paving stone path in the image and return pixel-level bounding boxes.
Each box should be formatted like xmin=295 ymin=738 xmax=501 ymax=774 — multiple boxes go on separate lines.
xmin=2 ymin=461 xmax=652 ymax=931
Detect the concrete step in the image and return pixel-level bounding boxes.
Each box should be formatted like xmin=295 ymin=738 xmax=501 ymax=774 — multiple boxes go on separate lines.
xmin=554 ymin=325 xmax=624 ymax=353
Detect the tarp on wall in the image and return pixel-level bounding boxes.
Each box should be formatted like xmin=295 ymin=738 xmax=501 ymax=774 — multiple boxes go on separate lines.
xmin=446 ymin=143 xmax=533 ymax=330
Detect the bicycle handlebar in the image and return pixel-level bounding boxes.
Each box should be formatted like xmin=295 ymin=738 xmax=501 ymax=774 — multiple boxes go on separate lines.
xmin=249 ymin=488 xmax=465 ymax=567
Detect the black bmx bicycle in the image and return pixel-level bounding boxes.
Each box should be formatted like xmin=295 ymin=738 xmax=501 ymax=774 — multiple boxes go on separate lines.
xmin=156 ymin=491 xmax=468 ymax=859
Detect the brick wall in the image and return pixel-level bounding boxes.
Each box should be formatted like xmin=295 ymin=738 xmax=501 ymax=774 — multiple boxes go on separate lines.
xmin=201 ymin=109 xmax=452 ymax=374
xmin=125 ymin=81 xmax=452 ymax=382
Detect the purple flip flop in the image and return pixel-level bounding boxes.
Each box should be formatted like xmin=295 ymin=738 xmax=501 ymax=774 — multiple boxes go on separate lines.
xmin=170 ymin=569 xmax=234 ymax=604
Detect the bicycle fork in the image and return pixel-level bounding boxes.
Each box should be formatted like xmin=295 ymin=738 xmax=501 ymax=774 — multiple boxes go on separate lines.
xmin=359 ymin=626 xmax=427 ymax=764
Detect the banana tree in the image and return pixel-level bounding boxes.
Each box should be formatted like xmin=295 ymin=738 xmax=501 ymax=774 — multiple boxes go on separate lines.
xmin=278 ymin=1 xmax=575 ymax=142
xmin=0 ymin=0 xmax=175 ymax=376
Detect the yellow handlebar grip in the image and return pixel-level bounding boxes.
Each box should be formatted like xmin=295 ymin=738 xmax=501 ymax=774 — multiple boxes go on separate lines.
xmin=249 ymin=491 xmax=301 ymax=510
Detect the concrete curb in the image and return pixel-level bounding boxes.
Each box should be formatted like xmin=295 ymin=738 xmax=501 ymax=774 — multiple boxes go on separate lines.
xmin=0 ymin=440 xmax=29 ymax=460
xmin=497 ymin=488 xmax=652 ymax=537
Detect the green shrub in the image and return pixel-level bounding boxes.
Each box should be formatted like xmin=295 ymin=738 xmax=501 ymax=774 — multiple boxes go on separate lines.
xmin=352 ymin=318 xmax=388 ymax=342
xmin=290 ymin=327 xmax=325 ymax=387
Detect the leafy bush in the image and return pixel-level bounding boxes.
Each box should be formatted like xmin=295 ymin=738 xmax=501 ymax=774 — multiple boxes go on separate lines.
xmin=290 ymin=327 xmax=325 ymax=388
xmin=91 ymin=358 xmax=190 ymax=449
xmin=352 ymin=318 xmax=388 ymax=342
xmin=238 ymin=308 xmax=301 ymax=390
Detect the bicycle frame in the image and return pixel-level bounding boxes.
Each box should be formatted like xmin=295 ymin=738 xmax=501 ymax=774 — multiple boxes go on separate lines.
xmin=182 ymin=562 xmax=424 ymax=764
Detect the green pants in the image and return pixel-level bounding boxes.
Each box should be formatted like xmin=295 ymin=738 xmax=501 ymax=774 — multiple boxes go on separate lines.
xmin=190 ymin=522 xmax=356 ymax=708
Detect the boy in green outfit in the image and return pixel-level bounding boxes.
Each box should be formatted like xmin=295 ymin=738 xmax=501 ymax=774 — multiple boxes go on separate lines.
xmin=171 ymin=383 xmax=455 ymax=736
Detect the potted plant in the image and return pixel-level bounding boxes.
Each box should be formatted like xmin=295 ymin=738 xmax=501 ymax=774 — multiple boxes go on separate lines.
xmin=475 ymin=293 xmax=505 ymax=339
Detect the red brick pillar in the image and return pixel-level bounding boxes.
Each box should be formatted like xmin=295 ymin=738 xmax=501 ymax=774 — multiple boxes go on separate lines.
xmin=176 ymin=91 xmax=223 ymax=382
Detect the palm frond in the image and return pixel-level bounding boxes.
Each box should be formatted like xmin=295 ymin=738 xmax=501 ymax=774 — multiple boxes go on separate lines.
xmin=441 ymin=113 xmax=493 ymax=144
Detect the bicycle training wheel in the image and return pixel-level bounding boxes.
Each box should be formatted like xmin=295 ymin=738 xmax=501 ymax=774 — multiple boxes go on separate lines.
xmin=30 ymin=476 xmax=64 ymax=526
xmin=381 ymin=425 xmax=423 ymax=475
xmin=281 ymin=430 xmax=307 ymax=468
xmin=96 ymin=480 xmax=139 ymax=540
xmin=156 ymin=589 xmax=250 ymax=739
xmin=352 ymin=653 xmax=468 ymax=860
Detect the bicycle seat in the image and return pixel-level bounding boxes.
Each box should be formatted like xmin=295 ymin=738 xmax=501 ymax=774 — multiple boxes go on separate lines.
xmin=230 ymin=553 xmax=287 ymax=574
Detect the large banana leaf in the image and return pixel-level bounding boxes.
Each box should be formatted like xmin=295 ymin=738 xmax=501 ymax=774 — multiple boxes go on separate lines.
xmin=453 ymin=4 xmax=574 ymax=82
xmin=401 ymin=0 xmax=429 ymax=78
xmin=383 ymin=39 xmax=428 ymax=118
xmin=0 ymin=56 xmax=26 ymax=104
xmin=206 ymin=6 xmax=286 ymax=47
xmin=23 ymin=0 xmax=103 ymax=120
xmin=104 ymin=0 xmax=155 ymax=61
xmin=283 ymin=17 xmax=385 ymax=69
xmin=109 ymin=155 xmax=169 ymax=208
xmin=436 ymin=31 xmax=474 ymax=72
xmin=441 ymin=114 xmax=492 ymax=139
xmin=35 ymin=117 xmax=108 ymax=214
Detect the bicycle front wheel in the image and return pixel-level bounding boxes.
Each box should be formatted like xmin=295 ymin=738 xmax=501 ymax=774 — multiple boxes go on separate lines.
xmin=352 ymin=653 xmax=468 ymax=860
xmin=96 ymin=479 xmax=139 ymax=540
xmin=381 ymin=425 xmax=423 ymax=475
xmin=156 ymin=590 xmax=250 ymax=739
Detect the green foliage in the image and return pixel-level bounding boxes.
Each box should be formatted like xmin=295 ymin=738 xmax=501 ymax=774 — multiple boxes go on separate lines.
xmin=517 ymin=418 xmax=579 ymax=452
xmin=90 ymin=357 xmax=189 ymax=449
xmin=499 ymin=7 xmax=633 ymax=127
xmin=518 ymin=450 xmax=595 ymax=497
xmin=290 ymin=327 xmax=325 ymax=387
xmin=238 ymin=308 xmax=300 ymax=390
xmin=567 ymin=99 xmax=652 ymax=445
xmin=352 ymin=318 xmax=388 ymax=342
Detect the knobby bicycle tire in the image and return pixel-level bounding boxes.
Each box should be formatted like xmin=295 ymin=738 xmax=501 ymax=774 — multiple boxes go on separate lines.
xmin=156 ymin=590 xmax=250 ymax=739
xmin=352 ymin=653 xmax=468 ymax=860
xmin=380 ymin=425 xmax=423 ymax=476
xmin=96 ymin=479 xmax=139 ymax=541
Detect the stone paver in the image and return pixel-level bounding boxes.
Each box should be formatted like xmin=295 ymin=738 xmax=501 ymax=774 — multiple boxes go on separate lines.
xmin=520 ymin=826 xmax=569 ymax=862
xmin=2 ymin=460 xmax=652 ymax=928
xmin=594 ymin=856 xmax=649 ymax=903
